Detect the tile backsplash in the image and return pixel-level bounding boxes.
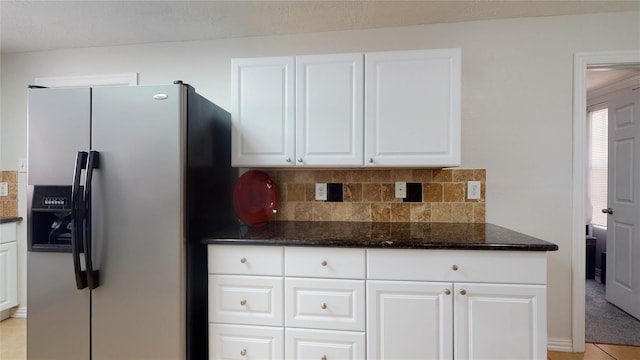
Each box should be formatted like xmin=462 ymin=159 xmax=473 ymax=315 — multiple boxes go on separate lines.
xmin=261 ymin=168 xmax=485 ymax=223
xmin=0 ymin=171 xmax=19 ymax=217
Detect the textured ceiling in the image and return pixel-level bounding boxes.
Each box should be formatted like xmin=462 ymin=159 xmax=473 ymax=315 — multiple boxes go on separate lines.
xmin=1 ymin=0 xmax=639 ymax=54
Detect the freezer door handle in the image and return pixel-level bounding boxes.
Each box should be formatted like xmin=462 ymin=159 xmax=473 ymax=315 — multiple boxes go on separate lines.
xmin=84 ymin=150 xmax=100 ymax=289
xmin=72 ymin=151 xmax=88 ymax=290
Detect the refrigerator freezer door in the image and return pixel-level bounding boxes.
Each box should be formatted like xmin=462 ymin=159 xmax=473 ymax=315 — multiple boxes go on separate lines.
xmin=27 ymin=252 xmax=90 ymax=359
xmin=28 ymin=87 xmax=90 ymax=185
xmin=90 ymin=85 xmax=186 ymax=359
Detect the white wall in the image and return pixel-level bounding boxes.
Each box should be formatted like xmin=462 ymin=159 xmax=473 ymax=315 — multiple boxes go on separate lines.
xmin=2 ymin=11 xmax=639 ymax=346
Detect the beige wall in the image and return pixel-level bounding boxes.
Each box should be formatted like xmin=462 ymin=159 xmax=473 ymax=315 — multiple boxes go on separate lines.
xmin=2 ymin=11 xmax=639 ymax=345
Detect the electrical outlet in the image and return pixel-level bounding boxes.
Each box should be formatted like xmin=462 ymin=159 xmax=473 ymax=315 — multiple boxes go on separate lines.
xmin=467 ymin=181 xmax=481 ymax=200
xmin=315 ymin=183 xmax=328 ymax=201
xmin=395 ymin=182 xmax=407 ymax=198
xmin=0 ymin=182 xmax=8 ymax=197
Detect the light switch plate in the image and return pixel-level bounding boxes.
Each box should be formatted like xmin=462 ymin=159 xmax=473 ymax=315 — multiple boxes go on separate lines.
xmin=395 ymin=182 xmax=407 ymax=198
xmin=0 ymin=182 xmax=8 ymax=197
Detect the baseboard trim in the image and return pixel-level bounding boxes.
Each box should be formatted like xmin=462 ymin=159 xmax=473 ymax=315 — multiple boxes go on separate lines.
xmin=12 ymin=306 xmax=27 ymax=318
xmin=548 ymin=337 xmax=573 ymax=352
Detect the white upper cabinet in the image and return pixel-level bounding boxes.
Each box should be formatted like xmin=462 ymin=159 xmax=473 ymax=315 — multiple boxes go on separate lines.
xmin=231 ymin=56 xmax=295 ymax=167
xmin=365 ymin=48 xmax=461 ymax=167
xmin=231 ymin=48 xmax=461 ymax=167
xmin=296 ymin=53 xmax=364 ymax=166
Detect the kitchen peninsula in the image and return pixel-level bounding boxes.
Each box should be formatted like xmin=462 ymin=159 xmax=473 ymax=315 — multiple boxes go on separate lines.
xmin=205 ymin=222 xmax=558 ymax=360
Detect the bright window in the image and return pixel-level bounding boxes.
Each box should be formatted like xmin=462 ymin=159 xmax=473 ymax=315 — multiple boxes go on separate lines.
xmin=588 ymin=108 xmax=608 ymax=226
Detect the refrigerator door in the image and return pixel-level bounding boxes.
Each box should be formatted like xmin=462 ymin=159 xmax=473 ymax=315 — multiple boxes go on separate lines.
xmin=27 ymin=87 xmax=91 ymax=359
xmin=90 ymin=85 xmax=186 ymax=359
xmin=28 ymin=87 xmax=90 ymax=185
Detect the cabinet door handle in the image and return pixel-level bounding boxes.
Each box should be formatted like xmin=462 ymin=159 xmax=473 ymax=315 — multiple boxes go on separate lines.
xmin=240 ymin=257 xmax=247 ymax=264
xmin=444 ymin=289 xmax=451 ymax=295
xmin=286 ymin=158 xmax=292 ymax=163
xmin=321 ymin=260 xmax=328 ymax=267
xmin=321 ymin=356 xmax=327 ymax=360
xmin=240 ymin=299 xmax=247 ymax=306
xmin=452 ymin=265 xmax=459 ymax=271
xmin=321 ymin=303 xmax=327 ymax=310
xmin=240 ymin=349 xmax=247 ymax=356
xmin=369 ymin=158 xmax=374 ymax=163
xmin=298 ymin=158 xmax=304 ymax=163
xmin=459 ymin=289 xmax=467 ymax=296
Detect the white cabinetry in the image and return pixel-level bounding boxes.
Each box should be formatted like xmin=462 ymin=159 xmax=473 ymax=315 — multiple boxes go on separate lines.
xmin=0 ymin=222 xmax=18 ymax=313
xmin=367 ymin=249 xmax=547 ymax=360
xmin=231 ymin=56 xmax=295 ymax=167
xmin=208 ymin=246 xmax=548 ymax=360
xmin=365 ymin=49 xmax=461 ymax=167
xmin=231 ymin=53 xmax=363 ymax=167
xmin=231 ymin=48 xmax=461 ymax=168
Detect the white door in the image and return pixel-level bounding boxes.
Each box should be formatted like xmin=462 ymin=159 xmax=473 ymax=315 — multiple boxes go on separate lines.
xmin=606 ymin=89 xmax=640 ymax=320
xmin=366 ymin=280 xmax=453 ymax=360
xmin=453 ymin=283 xmax=547 ymax=360
xmin=296 ymin=53 xmax=364 ymax=166
xmin=231 ymin=56 xmax=295 ymax=167
xmin=364 ymin=48 xmax=461 ymax=167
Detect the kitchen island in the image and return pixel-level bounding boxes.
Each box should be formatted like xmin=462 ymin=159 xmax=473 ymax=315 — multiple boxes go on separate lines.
xmin=204 ymin=222 xmax=558 ymax=360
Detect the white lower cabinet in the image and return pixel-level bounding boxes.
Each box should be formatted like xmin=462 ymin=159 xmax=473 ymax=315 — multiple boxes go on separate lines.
xmin=209 ymin=245 xmax=549 ymax=360
xmin=286 ymin=328 xmax=365 ymax=360
xmin=367 ymin=280 xmax=453 ymax=360
xmin=210 ymin=323 xmax=284 ymax=360
xmin=0 ymin=222 xmax=18 ymax=312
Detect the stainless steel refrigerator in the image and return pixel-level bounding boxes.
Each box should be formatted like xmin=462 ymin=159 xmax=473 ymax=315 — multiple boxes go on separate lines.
xmin=27 ymin=83 xmax=236 ymax=359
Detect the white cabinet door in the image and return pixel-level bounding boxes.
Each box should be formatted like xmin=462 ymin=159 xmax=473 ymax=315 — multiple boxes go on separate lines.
xmin=367 ymin=280 xmax=453 ymax=360
xmin=286 ymin=328 xmax=366 ymax=360
xmin=231 ymin=56 xmax=295 ymax=167
xmin=453 ymin=283 xmax=547 ymax=360
xmin=0 ymin=242 xmax=18 ymax=312
xmin=296 ymin=53 xmax=364 ymax=166
xmin=210 ymin=323 xmax=284 ymax=360
xmin=365 ymin=48 xmax=461 ymax=167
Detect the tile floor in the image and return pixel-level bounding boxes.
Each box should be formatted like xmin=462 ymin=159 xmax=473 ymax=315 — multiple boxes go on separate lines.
xmin=1 ymin=317 xmax=639 ymax=359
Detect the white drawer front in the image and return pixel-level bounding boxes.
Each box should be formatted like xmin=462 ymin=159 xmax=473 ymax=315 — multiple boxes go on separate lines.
xmin=367 ymin=249 xmax=547 ymax=284
xmin=285 ymin=247 xmax=366 ymax=279
xmin=0 ymin=222 xmax=17 ymax=245
xmin=286 ymin=278 xmax=365 ymax=331
xmin=209 ymin=275 xmax=283 ymax=326
xmin=210 ymin=324 xmax=283 ymax=360
xmin=286 ymin=328 xmax=365 ymax=360
xmin=209 ymin=245 xmax=283 ymax=276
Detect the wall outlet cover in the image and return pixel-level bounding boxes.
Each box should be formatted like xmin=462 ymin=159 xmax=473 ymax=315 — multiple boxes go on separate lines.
xmin=0 ymin=182 xmax=8 ymax=197
xmin=315 ymin=183 xmax=328 ymax=201
xmin=327 ymin=183 xmax=343 ymax=202
xmin=467 ymin=181 xmax=481 ymax=200
xmin=395 ymin=182 xmax=407 ymax=198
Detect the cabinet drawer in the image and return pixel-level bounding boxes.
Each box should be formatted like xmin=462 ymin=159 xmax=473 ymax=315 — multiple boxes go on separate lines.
xmin=209 ymin=324 xmax=283 ymax=360
xmin=209 ymin=245 xmax=283 ymax=276
xmin=209 ymin=275 xmax=283 ymax=326
xmin=286 ymin=328 xmax=365 ymax=360
xmin=367 ymin=249 xmax=547 ymax=284
xmin=285 ymin=247 xmax=365 ymax=279
xmin=0 ymin=222 xmax=17 ymax=244
xmin=285 ymin=278 xmax=365 ymax=331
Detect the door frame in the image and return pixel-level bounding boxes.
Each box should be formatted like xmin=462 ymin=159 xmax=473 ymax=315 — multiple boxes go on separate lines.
xmin=572 ymin=50 xmax=640 ymax=352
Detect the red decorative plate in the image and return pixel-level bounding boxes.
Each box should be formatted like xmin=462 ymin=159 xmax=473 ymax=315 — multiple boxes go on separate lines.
xmin=232 ymin=170 xmax=278 ymax=227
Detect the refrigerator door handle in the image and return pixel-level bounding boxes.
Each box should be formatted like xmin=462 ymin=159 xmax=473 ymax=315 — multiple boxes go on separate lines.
xmin=84 ymin=150 xmax=100 ymax=289
xmin=72 ymin=151 xmax=88 ymax=290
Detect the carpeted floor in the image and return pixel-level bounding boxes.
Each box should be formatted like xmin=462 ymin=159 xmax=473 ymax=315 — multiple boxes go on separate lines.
xmin=585 ymin=279 xmax=640 ymax=346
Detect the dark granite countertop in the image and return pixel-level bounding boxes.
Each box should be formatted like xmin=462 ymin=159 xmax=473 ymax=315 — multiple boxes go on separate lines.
xmin=0 ymin=216 xmax=22 ymax=224
xmin=204 ymin=221 xmax=558 ymax=251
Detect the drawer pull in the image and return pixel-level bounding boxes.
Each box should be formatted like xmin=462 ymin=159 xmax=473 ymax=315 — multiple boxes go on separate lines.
xmin=452 ymin=265 xmax=459 ymax=271
xmin=240 ymin=299 xmax=247 ymax=306
xmin=240 ymin=257 xmax=247 ymax=264
xmin=321 ymin=356 xmax=327 ymax=360
xmin=321 ymin=303 xmax=327 ymax=310
xmin=321 ymin=260 xmax=328 ymax=267
xmin=444 ymin=289 xmax=451 ymax=295
xmin=240 ymin=349 xmax=247 ymax=356
xmin=459 ymin=289 xmax=467 ymax=296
